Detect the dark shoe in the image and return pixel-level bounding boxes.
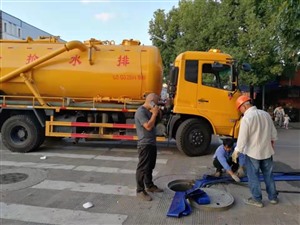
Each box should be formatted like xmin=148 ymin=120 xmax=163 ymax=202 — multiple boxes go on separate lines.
xmin=137 ymin=191 xmax=152 ymax=201
xmin=244 ymin=198 xmax=263 ymax=208
xmin=270 ymin=199 xmax=278 ymax=204
xmin=146 ymin=185 xmax=163 ymax=193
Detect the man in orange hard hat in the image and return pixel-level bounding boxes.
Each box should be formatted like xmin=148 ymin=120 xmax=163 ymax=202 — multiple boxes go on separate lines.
xmin=232 ymin=95 xmax=278 ymax=208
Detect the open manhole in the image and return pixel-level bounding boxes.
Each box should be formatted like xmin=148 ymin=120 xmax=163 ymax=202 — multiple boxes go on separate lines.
xmin=168 ymin=179 xmax=194 ymax=192
xmin=167 ymin=179 xmax=234 ymax=211
xmin=0 ymin=173 xmax=29 ymax=184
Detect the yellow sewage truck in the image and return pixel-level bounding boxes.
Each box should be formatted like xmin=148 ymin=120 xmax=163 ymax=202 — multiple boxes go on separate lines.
xmin=0 ymin=36 xmax=250 ymax=156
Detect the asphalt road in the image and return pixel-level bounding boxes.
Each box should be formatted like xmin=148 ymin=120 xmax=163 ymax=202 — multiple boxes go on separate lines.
xmin=0 ymin=129 xmax=299 ymax=225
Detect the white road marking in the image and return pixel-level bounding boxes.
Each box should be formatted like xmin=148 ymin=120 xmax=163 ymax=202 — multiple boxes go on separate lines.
xmin=1 ymin=161 xmax=75 ymax=170
xmin=109 ymin=148 xmax=174 ymax=155
xmin=94 ymin=155 xmax=168 ymax=164
xmin=75 ymin=166 xmax=158 ymax=176
xmin=0 ymin=202 xmax=127 ymax=225
xmin=74 ymin=165 xmax=136 ymax=174
xmin=2 ymin=151 xmax=168 ymax=164
xmin=21 ymin=152 xmax=96 ymax=159
xmin=0 ymin=161 xmax=158 ymax=175
xmin=31 ymin=180 xmax=136 ymax=196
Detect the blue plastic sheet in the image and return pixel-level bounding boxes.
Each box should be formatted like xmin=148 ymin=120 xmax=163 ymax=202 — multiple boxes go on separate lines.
xmin=167 ymin=172 xmax=300 ymax=218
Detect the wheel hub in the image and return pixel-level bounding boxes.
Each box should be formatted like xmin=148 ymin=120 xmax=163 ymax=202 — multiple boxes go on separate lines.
xmin=12 ymin=126 xmax=27 ymax=142
xmin=192 ymin=131 xmax=204 ymax=146
xmin=17 ymin=129 xmax=26 ymax=139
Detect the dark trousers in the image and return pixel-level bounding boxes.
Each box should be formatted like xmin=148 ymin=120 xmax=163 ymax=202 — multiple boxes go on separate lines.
xmin=136 ymin=144 xmax=157 ymax=192
xmin=213 ymin=157 xmax=239 ymax=173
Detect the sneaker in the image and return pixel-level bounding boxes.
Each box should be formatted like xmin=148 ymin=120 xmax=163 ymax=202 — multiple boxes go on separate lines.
xmin=146 ymin=185 xmax=163 ymax=193
xmin=244 ymin=198 xmax=264 ymax=208
xmin=270 ymin=199 xmax=278 ymax=204
xmin=137 ymin=191 xmax=152 ymax=201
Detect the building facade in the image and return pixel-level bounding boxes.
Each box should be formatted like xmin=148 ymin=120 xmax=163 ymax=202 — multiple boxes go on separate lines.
xmin=0 ymin=10 xmax=61 ymax=41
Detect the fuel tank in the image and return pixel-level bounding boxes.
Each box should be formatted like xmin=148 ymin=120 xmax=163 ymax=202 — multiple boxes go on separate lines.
xmin=0 ymin=37 xmax=163 ymax=101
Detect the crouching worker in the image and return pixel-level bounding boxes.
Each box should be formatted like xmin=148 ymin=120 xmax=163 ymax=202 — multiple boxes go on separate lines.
xmin=213 ymin=138 xmax=245 ymax=182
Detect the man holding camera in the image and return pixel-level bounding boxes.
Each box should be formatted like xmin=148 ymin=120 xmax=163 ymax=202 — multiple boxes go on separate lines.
xmin=134 ymin=93 xmax=163 ymax=201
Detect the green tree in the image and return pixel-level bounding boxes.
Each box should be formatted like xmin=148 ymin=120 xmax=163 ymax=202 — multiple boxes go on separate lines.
xmin=272 ymin=0 xmax=300 ymax=78
xmin=149 ymin=8 xmax=180 ymax=80
xmin=149 ymin=0 xmax=300 ymax=86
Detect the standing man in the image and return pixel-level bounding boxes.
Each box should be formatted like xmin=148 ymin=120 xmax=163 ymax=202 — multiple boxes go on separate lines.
xmin=134 ymin=93 xmax=163 ymax=201
xmin=232 ymin=95 xmax=278 ymax=208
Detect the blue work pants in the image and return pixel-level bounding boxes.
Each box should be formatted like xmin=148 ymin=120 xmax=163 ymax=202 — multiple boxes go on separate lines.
xmin=245 ymin=155 xmax=278 ymax=202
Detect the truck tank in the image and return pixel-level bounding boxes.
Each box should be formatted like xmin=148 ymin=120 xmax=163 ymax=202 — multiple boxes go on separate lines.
xmin=0 ymin=37 xmax=163 ymax=101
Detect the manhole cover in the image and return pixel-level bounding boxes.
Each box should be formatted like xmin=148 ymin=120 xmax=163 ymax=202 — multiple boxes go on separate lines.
xmin=0 ymin=168 xmax=47 ymax=191
xmin=0 ymin=173 xmax=29 ymax=184
xmin=167 ymin=180 xmax=234 ymax=211
xmin=190 ymin=188 xmax=234 ymax=211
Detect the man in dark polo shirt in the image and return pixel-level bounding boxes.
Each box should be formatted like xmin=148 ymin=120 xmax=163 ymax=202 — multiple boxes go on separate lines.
xmin=134 ymin=93 xmax=163 ymax=201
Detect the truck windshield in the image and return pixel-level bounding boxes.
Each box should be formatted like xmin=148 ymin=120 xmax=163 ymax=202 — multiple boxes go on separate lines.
xmin=202 ymin=63 xmax=233 ymax=90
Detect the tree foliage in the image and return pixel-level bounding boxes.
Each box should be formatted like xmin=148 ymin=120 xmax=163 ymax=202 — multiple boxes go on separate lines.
xmin=148 ymin=0 xmax=300 ymax=86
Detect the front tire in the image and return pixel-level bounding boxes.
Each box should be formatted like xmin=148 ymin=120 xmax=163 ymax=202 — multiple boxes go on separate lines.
xmin=175 ymin=118 xmax=211 ymax=156
xmin=1 ymin=115 xmax=44 ymax=153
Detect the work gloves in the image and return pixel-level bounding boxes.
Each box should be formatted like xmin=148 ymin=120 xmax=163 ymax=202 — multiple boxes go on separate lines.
xmin=232 ymin=150 xmax=239 ymax=163
xmin=231 ymin=174 xmax=241 ymax=182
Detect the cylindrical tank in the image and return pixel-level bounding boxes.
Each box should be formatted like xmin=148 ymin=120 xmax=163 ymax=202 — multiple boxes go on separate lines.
xmin=0 ymin=38 xmax=163 ymax=101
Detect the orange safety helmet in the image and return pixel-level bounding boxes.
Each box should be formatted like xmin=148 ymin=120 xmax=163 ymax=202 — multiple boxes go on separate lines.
xmin=236 ymin=95 xmax=251 ymax=110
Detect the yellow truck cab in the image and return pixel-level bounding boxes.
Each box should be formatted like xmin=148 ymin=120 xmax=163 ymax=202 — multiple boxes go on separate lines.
xmin=166 ymin=49 xmax=250 ymax=156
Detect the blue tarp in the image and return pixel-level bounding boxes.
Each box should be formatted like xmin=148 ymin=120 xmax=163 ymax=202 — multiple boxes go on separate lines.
xmin=167 ymin=172 xmax=300 ymax=218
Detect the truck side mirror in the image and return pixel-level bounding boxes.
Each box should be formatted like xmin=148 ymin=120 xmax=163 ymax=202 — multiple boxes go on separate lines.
xmin=168 ymin=66 xmax=179 ymax=98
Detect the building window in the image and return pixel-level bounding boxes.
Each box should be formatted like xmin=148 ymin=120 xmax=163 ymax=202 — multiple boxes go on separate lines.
xmin=8 ymin=22 xmax=12 ymax=34
xmin=13 ymin=24 xmax=17 ymax=36
xmin=18 ymin=28 xmax=21 ymax=37
xmin=4 ymin=22 xmax=7 ymax=32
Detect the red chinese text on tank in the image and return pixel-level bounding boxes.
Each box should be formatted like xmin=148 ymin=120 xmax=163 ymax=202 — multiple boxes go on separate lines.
xmin=26 ymin=54 xmax=39 ymax=64
xmin=117 ymin=55 xmax=130 ymax=66
xmin=69 ymin=55 xmax=82 ymax=66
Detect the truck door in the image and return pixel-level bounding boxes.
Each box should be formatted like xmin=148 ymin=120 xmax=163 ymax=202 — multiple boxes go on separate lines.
xmin=197 ymin=62 xmax=239 ymax=135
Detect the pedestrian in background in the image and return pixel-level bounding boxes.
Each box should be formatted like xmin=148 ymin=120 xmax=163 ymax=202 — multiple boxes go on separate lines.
xmin=213 ymin=138 xmax=245 ymax=182
xmin=273 ymin=105 xmax=285 ymax=127
xmin=134 ymin=93 xmax=163 ymax=201
xmin=283 ymin=114 xmax=291 ymax=129
xmin=232 ymin=96 xmax=278 ymax=208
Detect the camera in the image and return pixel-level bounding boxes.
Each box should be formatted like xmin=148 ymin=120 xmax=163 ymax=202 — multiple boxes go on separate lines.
xmin=150 ymin=101 xmax=156 ymax=108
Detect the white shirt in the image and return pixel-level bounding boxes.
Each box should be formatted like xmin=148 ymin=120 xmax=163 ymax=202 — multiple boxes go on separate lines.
xmin=274 ymin=107 xmax=285 ymax=117
xmin=235 ymin=106 xmax=278 ymax=160
xmin=284 ymin=116 xmax=290 ymax=124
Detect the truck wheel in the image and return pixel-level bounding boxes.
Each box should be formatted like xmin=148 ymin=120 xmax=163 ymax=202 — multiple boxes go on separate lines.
xmin=1 ymin=115 xmax=43 ymax=153
xmin=176 ymin=118 xmax=211 ymax=157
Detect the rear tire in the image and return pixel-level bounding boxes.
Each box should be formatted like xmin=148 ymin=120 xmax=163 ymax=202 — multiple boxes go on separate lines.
xmin=1 ymin=115 xmax=44 ymax=153
xmin=176 ymin=118 xmax=211 ymax=156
